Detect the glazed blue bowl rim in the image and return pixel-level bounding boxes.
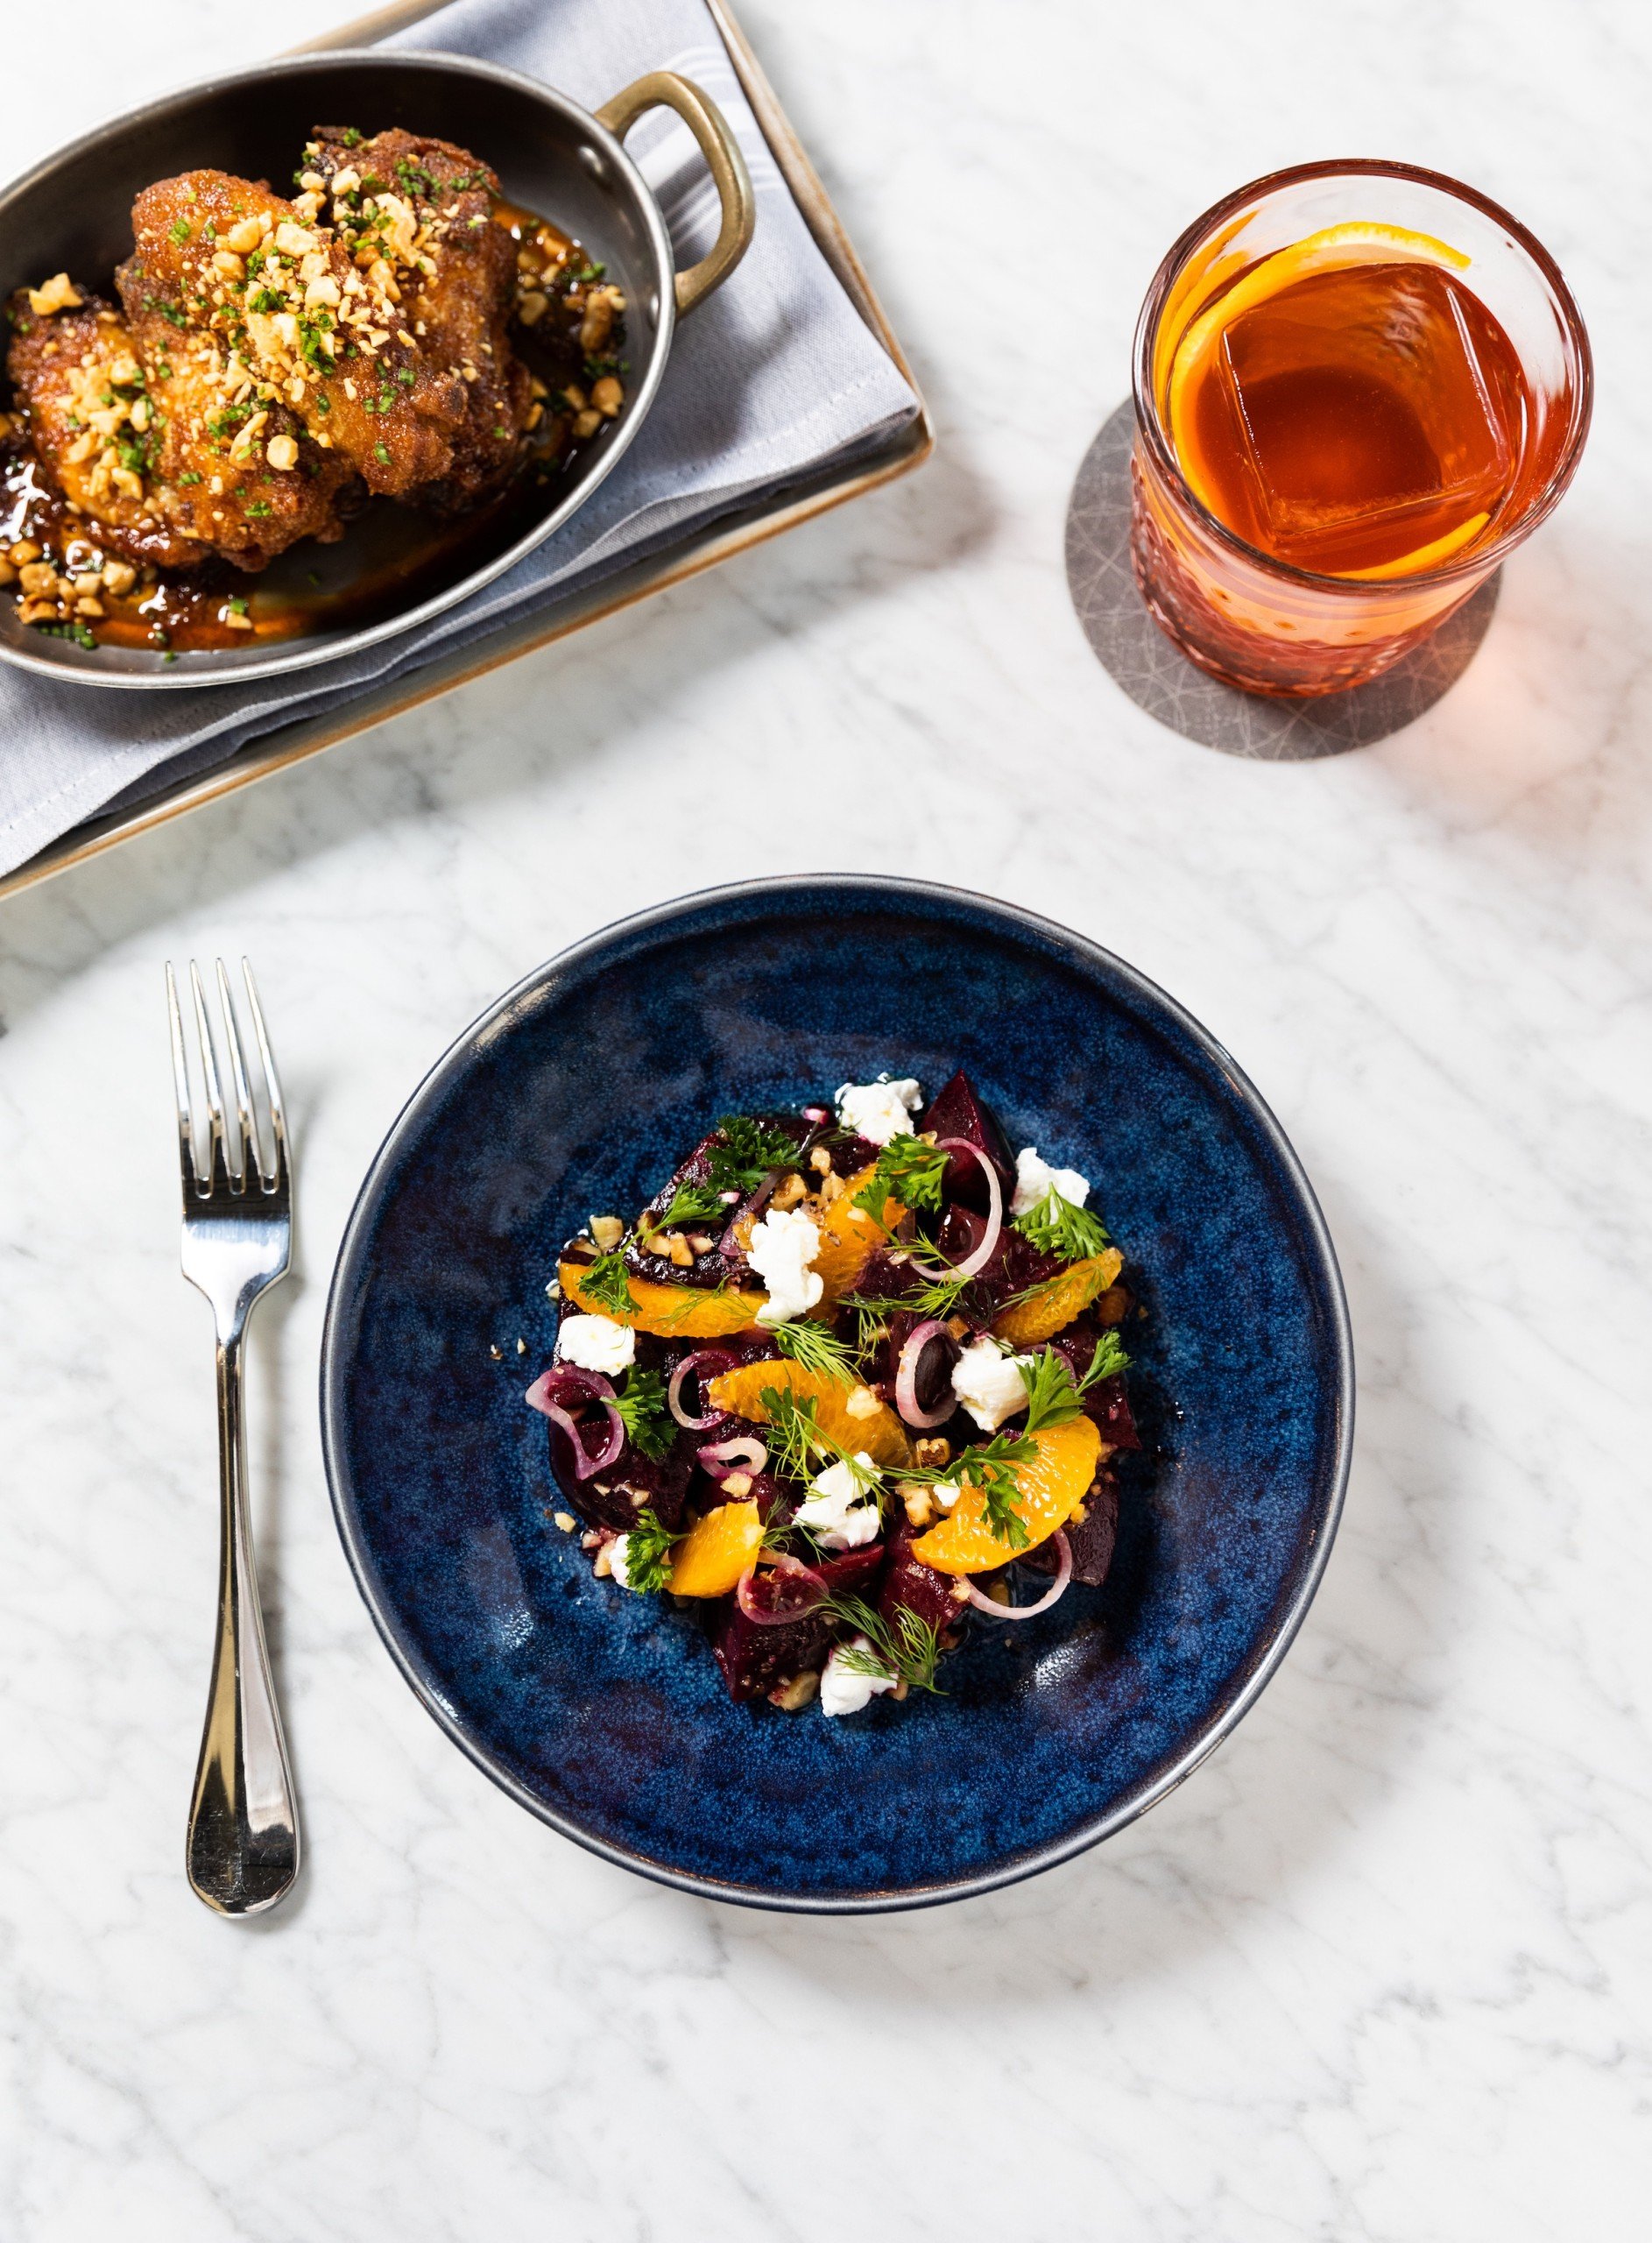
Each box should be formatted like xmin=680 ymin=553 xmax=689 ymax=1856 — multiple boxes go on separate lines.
xmin=319 ymin=874 xmax=1355 ymax=1914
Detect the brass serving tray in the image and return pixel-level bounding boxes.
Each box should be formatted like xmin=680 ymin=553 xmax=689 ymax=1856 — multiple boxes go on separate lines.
xmin=0 ymin=0 xmax=931 ymax=901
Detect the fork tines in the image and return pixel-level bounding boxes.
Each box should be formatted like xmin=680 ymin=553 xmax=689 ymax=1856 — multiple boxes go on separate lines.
xmin=166 ymin=958 xmax=289 ymax=1197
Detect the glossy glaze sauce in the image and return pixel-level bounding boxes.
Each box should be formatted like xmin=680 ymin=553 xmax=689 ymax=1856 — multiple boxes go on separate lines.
xmin=1 ymin=205 xmax=628 ymax=657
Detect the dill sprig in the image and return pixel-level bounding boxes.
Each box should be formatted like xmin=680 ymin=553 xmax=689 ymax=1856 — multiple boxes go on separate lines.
xmin=654 ymin=1277 xmax=736 ymax=1331
xmin=618 ymin=1507 xmax=682 ymax=1592
xmin=759 ymin=1385 xmax=880 ymax=1497
xmin=842 ymin=1263 xmax=974 ymax=1330
xmin=769 ymin=1319 xmax=858 ymax=1385
xmin=853 ymin=1133 xmax=949 ymax=1220
xmin=579 ymin=1248 xmax=636 ymax=1316
xmin=612 ymin=1367 xmax=676 ymax=1461
xmin=1013 ymin=1186 xmax=1111 ymax=1263
xmin=846 ymin=1297 xmax=893 ymax=1361
xmin=759 ymin=1384 xmax=825 ymax=1484
xmin=825 ymin=1593 xmax=945 ymax=1694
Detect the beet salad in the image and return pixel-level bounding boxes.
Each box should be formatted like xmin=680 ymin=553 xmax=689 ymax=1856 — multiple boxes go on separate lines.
xmin=529 ymin=1071 xmax=1142 ymax=1716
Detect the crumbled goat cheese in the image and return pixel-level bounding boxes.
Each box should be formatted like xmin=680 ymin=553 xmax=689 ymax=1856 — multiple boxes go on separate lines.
xmin=836 ymin=1076 xmax=922 ymax=1145
xmin=607 ymin=1533 xmax=636 ymax=1588
xmin=1011 ymin=1147 xmax=1092 ymax=1220
xmin=794 ymin=1454 xmax=883 ymax=1549
xmin=555 ymin=1313 xmax=636 ymax=1376
xmin=951 ymin=1336 xmax=1033 ymax=1433
xmin=820 ymin=1638 xmax=899 ymax=1716
xmin=749 ymin=1206 xmax=823 ymax=1326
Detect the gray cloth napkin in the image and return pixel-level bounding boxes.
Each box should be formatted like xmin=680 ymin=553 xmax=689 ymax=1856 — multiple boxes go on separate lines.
xmin=0 ymin=0 xmax=919 ymax=878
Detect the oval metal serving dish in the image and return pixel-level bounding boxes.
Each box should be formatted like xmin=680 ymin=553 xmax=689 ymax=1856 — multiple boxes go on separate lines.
xmin=0 ymin=50 xmax=752 ymax=689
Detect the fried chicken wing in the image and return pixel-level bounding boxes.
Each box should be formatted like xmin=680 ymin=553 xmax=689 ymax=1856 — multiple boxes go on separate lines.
xmin=116 ymin=170 xmax=473 ymax=562
xmin=5 ymin=283 xmax=212 ymax=569
xmin=305 ymin=128 xmax=532 ymax=507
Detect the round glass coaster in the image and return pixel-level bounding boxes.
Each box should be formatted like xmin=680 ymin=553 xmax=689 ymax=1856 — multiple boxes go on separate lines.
xmin=1065 ymin=401 xmax=1500 ymax=760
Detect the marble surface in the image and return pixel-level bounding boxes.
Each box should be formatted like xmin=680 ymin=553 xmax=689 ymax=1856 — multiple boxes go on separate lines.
xmin=1 ymin=1 xmax=1648 ymax=2235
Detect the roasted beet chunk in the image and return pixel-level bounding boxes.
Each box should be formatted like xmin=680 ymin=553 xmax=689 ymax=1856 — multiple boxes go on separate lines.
xmin=711 ymin=1544 xmax=884 ymax=1703
xmin=626 ymin=1114 xmax=822 ymax=1290
xmin=919 ymin=1071 xmax=1015 ymax=1212
xmin=933 ymin=1202 xmax=1064 ymax=1315
xmin=557 ymin=1440 xmax=695 ymax=1536
xmin=879 ymin=1518 xmax=969 ymax=1637
xmin=1023 ymin=1473 xmax=1119 ymax=1587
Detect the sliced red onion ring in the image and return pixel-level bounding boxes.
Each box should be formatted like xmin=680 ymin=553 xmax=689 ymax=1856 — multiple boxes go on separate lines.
xmin=965 ymin=1531 xmax=1072 ymax=1619
xmin=524 ymin=1364 xmax=613 ymax=1412
xmin=718 ymin=1168 xmax=782 ymax=1261
xmin=699 ymin=1435 xmax=769 ymax=1479
xmin=524 ymin=1365 xmax=624 ymax=1479
xmin=668 ymin=1348 xmax=738 ymax=1431
xmin=895 ymin=1318 xmax=956 ymax=1429
xmin=735 ymin=1552 xmax=829 ymax=1625
xmin=935 ymin=1139 xmax=1003 ymax=1279
xmin=908 ymin=1138 xmax=1004 ymax=1287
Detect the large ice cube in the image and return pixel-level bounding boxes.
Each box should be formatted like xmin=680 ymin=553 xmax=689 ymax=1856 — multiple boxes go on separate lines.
xmin=1213 ymin=262 xmax=1513 ymax=562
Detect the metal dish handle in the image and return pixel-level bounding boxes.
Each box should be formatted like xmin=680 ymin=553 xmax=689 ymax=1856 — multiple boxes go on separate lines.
xmin=595 ymin=72 xmax=755 ymax=316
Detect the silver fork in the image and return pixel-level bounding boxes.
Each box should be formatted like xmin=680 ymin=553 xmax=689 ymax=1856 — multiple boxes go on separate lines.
xmin=166 ymin=959 xmax=300 ymax=1917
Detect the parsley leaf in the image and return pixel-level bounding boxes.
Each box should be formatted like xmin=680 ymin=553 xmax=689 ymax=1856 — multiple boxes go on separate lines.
xmin=900 ymin=1431 xmax=1033 ymax=1549
xmin=640 ymin=1182 xmax=724 ymax=1242
xmin=854 ymin=1132 xmax=948 ymax=1220
xmin=578 ymin=1248 xmax=636 ymax=1317
xmin=954 ymin=1436 xmax=1033 ymax=1549
xmin=1013 ymin=1186 xmax=1111 ymax=1263
xmin=612 ymin=1367 xmax=675 ymax=1461
xmin=706 ymin=1115 xmax=800 ymax=1196
xmin=1017 ymin=1331 xmax=1132 ymax=1435
xmin=613 ymin=1509 xmax=681 ymax=1591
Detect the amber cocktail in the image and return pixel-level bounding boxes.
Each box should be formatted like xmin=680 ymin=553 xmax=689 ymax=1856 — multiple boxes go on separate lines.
xmin=1130 ymin=161 xmax=1592 ymax=697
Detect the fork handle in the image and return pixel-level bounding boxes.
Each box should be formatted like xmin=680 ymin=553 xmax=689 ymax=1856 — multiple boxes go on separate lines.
xmin=187 ymin=1328 xmax=300 ymax=1915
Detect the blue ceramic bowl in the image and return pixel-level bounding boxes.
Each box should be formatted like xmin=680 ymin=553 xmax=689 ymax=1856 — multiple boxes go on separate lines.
xmin=321 ymin=878 xmax=1353 ymax=1911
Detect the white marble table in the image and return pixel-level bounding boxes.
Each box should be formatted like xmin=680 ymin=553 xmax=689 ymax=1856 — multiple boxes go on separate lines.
xmin=2 ymin=2 xmax=1648 ymax=2235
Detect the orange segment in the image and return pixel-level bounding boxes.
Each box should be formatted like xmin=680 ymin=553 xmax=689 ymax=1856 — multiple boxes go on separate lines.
xmin=559 ymin=1259 xmax=766 ymax=1337
xmin=706 ymin=1358 xmax=914 ymax=1471
xmin=912 ymin=1417 xmax=1102 ymax=1575
xmin=667 ymin=1500 xmax=764 ymax=1597
xmin=1332 ymin=510 xmax=1490 ymax=581
xmin=811 ymin=1164 xmax=904 ymax=1305
xmin=1166 ymin=222 xmax=1472 ymax=514
xmin=990 ymin=1249 xmax=1123 ymax=1347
